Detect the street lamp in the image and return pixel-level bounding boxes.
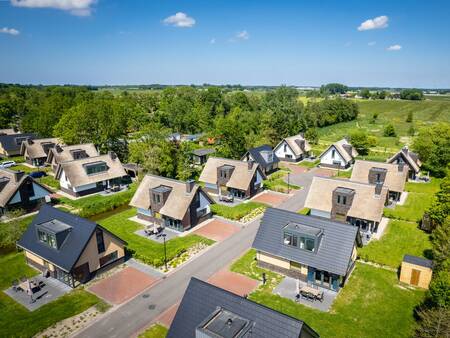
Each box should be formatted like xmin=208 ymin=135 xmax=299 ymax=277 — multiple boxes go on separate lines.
xmin=162 ymin=233 xmax=168 ymax=271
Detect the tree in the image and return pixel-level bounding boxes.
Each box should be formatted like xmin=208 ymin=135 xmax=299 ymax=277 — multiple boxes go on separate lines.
xmin=427 ymin=175 xmax=450 ymax=229
xmin=319 ymin=83 xmax=348 ymax=95
xmin=409 ymin=125 xmax=416 ymax=136
xmin=413 ymin=123 xmax=450 ymax=177
xmin=429 ymin=269 xmax=450 ymax=308
xmin=349 ymin=130 xmax=371 ymax=155
xmin=176 ymin=142 xmax=196 ymax=181
xmin=414 ymin=306 xmax=450 ymax=338
xmin=431 ymin=217 xmax=450 ymax=269
xmin=305 ymin=128 xmax=319 ymax=145
xmin=371 ymin=112 xmax=379 ymax=124
xmin=400 ymin=89 xmax=424 ymax=100
xmin=383 ymin=123 xmax=397 ymax=137
xmin=360 ymin=89 xmax=371 ymax=99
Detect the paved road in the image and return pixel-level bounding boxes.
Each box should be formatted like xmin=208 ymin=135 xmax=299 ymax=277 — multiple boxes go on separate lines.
xmin=74 ymin=218 xmax=261 ymax=338
xmin=75 ymin=167 xmax=319 ymax=338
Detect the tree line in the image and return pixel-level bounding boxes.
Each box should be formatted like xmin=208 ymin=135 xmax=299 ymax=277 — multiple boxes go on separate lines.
xmin=0 ymin=84 xmax=359 ymax=179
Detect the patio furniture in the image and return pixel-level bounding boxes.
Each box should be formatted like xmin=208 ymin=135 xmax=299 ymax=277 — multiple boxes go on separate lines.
xmin=12 ymin=280 xmax=19 ymax=292
xmin=300 ymin=285 xmax=323 ymax=302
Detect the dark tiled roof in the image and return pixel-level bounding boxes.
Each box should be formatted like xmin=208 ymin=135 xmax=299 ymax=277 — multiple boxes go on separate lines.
xmin=252 ymin=208 xmax=359 ymax=276
xmin=167 ymin=278 xmax=319 ymax=338
xmin=403 ymin=255 xmax=433 ymax=268
xmin=192 ymin=148 xmax=215 ymax=157
xmin=245 ymin=144 xmax=279 ymax=168
xmin=17 ymin=205 xmax=126 ymax=272
xmin=0 ymin=133 xmax=36 ymax=153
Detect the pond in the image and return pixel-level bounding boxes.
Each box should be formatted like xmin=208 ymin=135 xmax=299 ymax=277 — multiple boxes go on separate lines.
xmin=88 ymin=204 xmax=131 ymax=222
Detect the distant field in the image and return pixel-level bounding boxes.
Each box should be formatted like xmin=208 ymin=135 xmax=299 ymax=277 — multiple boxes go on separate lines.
xmin=314 ymin=99 xmax=450 ymax=151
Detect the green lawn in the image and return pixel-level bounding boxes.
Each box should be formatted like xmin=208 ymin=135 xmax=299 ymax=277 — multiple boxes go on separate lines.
xmin=297 ymin=160 xmax=319 ymax=169
xmin=0 ymin=252 xmax=103 ymax=337
xmin=99 ymin=208 xmax=214 ymax=267
xmin=230 ymin=249 xmax=282 ymax=291
xmin=37 ymin=175 xmax=60 ymax=190
xmin=383 ymin=179 xmax=440 ymax=222
xmin=0 ymin=289 xmax=102 ymax=337
xmin=58 ymin=183 xmax=137 ymax=217
xmin=359 ymin=220 xmax=432 ymax=268
xmin=231 ymin=250 xmax=425 ymax=338
xmin=248 ymin=263 xmax=425 ymax=338
xmin=335 ymin=169 xmax=352 ymax=178
xmin=264 ymin=170 xmax=301 ymax=193
xmin=210 ymin=202 xmax=267 ymax=221
xmin=10 ymin=164 xmax=34 ymax=173
xmin=138 ymin=324 xmax=168 ymax=338
xmin=0 ymin=252 xmax=38 ymax=289
xmin=298 ymin=207 xmax=310 ymax=215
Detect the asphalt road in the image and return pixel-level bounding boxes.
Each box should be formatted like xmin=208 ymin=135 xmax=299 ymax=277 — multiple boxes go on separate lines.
xmin=74 ymin=167 xmax=317 ymax=338
xmin=74 ymin=218 xmax=261 ymax=338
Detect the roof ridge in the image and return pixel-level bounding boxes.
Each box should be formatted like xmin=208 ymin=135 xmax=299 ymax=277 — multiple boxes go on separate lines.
xmin=312 ymin=175 xmax=386 ymax=189
xmin=144 ymin=173 xmax=198 ymax=186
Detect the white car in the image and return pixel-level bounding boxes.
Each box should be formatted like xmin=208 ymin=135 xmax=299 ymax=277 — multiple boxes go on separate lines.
xmin=0 ymin=161 xmax=16 ymax=169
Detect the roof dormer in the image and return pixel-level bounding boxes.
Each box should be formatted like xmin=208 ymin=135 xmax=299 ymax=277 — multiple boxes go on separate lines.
xmin=283 ymin=222 xmax=323 ymax=253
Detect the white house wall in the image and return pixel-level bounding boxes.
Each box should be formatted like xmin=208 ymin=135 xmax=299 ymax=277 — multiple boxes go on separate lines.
xmin=59 ymin=170 xmax=70 ymax=190
xmin=29 ymin=182 xmax=50 ymax=201
xmin=320 ymin=146 xmax=346 ymax=166
xmin=197 ymin=191 xmax=211 ymax=214
xmin=274 ymin=141 xmax=295 ymax=159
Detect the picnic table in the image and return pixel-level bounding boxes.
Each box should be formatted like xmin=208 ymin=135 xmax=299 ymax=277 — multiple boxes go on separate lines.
xmin=299 ymin=285 xmax=324 ymax=302
xmin=18 ymin=279 xmax=38 ymax=294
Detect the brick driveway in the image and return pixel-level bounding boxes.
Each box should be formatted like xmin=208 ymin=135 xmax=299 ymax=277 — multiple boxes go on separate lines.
xmin=208 ymin=270 xmax=259 ymax=297
xmin=192 ymin=219 xmax=240 ymax=242
xmin=154 ymin=302 xmax=180 ymax=328
xmin=314 ymin=168 xmax=336 ymax=177
xmin=251 ymin=191 xmax=290 ymax=206
xmin=89 ymin=267 xmax=158 ymax=305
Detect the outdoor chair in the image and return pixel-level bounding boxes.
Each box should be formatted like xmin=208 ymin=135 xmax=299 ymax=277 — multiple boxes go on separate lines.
xmin=12 ymin=280 xmax=19 ymax=292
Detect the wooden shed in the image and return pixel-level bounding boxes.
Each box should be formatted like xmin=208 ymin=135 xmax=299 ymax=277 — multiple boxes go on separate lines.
xmin=400 ymin=254 xmax=433 ymax=289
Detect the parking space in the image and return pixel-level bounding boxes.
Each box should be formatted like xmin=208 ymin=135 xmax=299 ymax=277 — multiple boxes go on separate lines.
xmin=279 ymin=162 xmax=309 ymax=175
xmin=313 ymin=168 xmax=336 ymax=177
xmin=192 ymin=219 xmax=240 ymax=242
xmin=251 ymin=191 xmax=290 ymax=207
xmin=207 ymin=270 xmax=259 ymax=297
xmin=89 ymin=267 xmax=158 ymax=305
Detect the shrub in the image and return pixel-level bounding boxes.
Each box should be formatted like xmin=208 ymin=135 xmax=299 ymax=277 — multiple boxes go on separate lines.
xmin=406 ymin=111 xmax=413 ymax=123
xmin=211 ymin=202 xmax=267 ymax=220
xmin=383 ymin=123 xmax=397 ymax=137
xmin=429 ymin=269 xmax=450 ymax=308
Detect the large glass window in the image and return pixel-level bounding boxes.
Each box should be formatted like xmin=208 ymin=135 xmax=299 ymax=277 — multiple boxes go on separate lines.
xmin=96 ymin=229 xmax=105 ymax=254
xmin=283 ymin=232 xmax=298 ymax=247
xmin=38 ymin=230 xmax=57 ymax=249
xmin=99 ymin=251 xmax=118 ymax=267
xmin=85 ymin=162 xmax=108 ymax=175
xmin=286 ymin=232 xmax=315 ymax=252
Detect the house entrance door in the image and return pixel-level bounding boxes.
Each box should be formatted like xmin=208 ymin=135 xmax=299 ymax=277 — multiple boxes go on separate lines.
xmin=410 ymin=269 xmax=421 ymax=286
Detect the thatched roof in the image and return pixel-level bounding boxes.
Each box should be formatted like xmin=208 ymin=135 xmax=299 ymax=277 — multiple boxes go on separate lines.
xmin=305 ymin=176 xmax=387 ymax=223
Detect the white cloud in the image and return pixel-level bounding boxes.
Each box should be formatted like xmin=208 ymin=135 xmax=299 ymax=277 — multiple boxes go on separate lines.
xmin=210 ymin=38 xmax=216 ymax=44
xmin=368 ymin=41 xmax=376 ymax=46
xmin=10 ymin=0 xmax=96 ymax=16
xmin=236 ymin=30 xmax=249 ymax=40
xmin=0 ymin=27 xmax=20 ymax=35
xmin=358 ymin=15 xmax=389 ymax=31
xmin=387 ymin=44 xmax=402 ymax=51
xmin=163 ymin=12 xmax=195 ymax=28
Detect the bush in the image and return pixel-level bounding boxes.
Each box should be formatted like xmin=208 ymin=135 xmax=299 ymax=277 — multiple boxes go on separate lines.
xmin=429 ymin=269 xmax=450 ymax=308
xmin=349 ymin=130 xmax=371 ymax=155
xmin=383 ymin=123 xmax=397 ymax=137
xmin=406 ymin=111 xmax=413 ymax=123
xmin=305 ymin=128 xmax=318 ymax=145
xmin=400 ymin=89 xmax=424 ymax=100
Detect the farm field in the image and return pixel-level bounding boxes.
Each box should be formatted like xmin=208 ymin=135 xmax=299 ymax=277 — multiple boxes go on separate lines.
xmin=313 ymin=98 xmax=450 ymax=152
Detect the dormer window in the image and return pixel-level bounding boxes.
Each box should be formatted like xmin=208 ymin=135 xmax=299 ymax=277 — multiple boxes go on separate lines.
xmin=71 ymin=149 xmax=88 ymax=160
xmin=84 ymin=161 xmax=108 ymax=175
xmin=38 ymin=230 xmax=57 ymax=249
xmin=36 ymin=220 xmax=72 ymax=250
xmin=15 ymin=136 xmax=29 ymax=146
xmin=283 ymin=222 xmax=322 ymax=253
xmin=152 ymin=193 xmax=161 ymax=204
xmin=337 ymin=195 xmax=347 ymax=205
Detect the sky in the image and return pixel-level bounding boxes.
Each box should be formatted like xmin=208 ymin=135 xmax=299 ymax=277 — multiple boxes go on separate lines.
xmin=1 ymin=0 xmax=450 ymax=88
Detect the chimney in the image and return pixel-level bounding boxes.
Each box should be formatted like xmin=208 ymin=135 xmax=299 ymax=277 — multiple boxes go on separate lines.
xmin=14 ymin=170 xmax=25 ymax=183
xmin=375 ymin=182 xmax=383 ymax=196
xmin=402 ymin=146 xmax=409 ymax=155
xmin=186 ymin=179 xmax=195 ymax=194
xmin=398 ymin=163 xmax=404 ymax=172
xmin=27 ymin=138 xmax=34 ymax=145
xmin=55 ymin=144 xmax=63 ymax=153
xmin=108 ymin=151 xmax=117 ymax=160
xmin=248 ymin=160 xmax=254 ymax=170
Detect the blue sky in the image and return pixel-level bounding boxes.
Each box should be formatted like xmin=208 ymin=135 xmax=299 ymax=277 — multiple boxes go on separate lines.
xmin=1 ymin=0 xmax=449 ymax=88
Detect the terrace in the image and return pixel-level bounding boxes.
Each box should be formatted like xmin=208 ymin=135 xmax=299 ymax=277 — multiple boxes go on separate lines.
xmin=4 ymin=275 xmax=71 ymax=311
